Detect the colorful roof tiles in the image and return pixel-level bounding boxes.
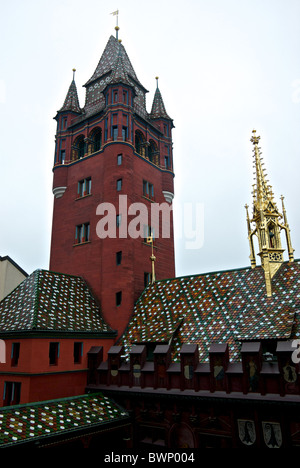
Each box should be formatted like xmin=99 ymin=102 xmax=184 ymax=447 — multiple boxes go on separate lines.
xmin=0 ymin=270 xmax=114 ymax=335
xmin=0 ymin=393 xmax=128 ymax=447
xmin=119 ymin=261 xmax=300 ymax=362
xmin=59 ymin=79 xmax=81 ymax=113
xmin=150 ymin=86 xmax=172 ymax=120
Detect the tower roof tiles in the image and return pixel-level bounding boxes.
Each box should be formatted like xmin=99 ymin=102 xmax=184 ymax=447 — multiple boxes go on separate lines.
xmin=59 ymin=78 xmax=81 ymax=114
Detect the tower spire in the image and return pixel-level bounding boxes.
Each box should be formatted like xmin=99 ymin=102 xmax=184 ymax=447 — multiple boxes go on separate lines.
xmin=246 ymin=130 xmax=294 ymax=296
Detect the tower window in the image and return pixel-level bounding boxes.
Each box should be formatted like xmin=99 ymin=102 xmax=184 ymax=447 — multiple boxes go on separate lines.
xmin=116 ymin=251 xmax=122 ymax=265
xmin=143 ymin=180 xmax=154 ymax=199
xmin=116 ymin=291 xmax=122 ymax=306
xmin=72 ymin=135 xmax=85 ymax=160
xmin=74 ymin=342 xmax=83 ymax=364
xmin=113 ymin=126 xmax=118 ymax=141
xmin=49 ymin=342 xmax=59 ymax=366
xmin=11 ymin=343 xmax=20 ymax=367
xmin=122 ymin=126 xmax=128 ymax=141
xmin=144 ymin=272 xmax=151 ymax=287
xmin=78 ymin=178 xmax=92 ymax=197
xmin=113 ymin=90 xmax=118 ymax=103
xmin=117 ymin=154 xmax=122 ymax=165
xmin=117 ymin=179 xmax=122 ymax=191
xmin=165 ymin=155 xmax=170 ymax=169
xmin=75 ymin=223 xmax=90 ymax=243
xmin=60 ymin=149 xmax=65 ymax=164
xmin=123 ymin=90 xmax=128 ymax=104
xmin=116 ymin=214 xmax=122 ymax=228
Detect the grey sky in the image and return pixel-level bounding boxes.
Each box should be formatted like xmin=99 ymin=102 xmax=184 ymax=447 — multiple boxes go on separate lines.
xmin=1 ymin=0 xmax=300 ymax=279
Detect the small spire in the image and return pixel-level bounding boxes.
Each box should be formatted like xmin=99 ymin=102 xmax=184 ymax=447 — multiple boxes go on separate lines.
xmin=72 ymin=68 xmax=76 ymax=81
xmin=155 ymin=76 xmax=159 ymax=89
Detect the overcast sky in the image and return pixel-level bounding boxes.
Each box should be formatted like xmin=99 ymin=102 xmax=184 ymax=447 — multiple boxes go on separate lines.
xmin=1 ymin=0 xmax=300 ymax=279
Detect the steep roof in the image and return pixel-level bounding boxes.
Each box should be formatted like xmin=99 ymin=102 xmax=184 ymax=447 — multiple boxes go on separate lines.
xmin=0 ymin=270 xmax=114 ymax=335
xmin=59 ymin=79 xmax=81 ymax=114
xmin=0 ymin=393 xmax=128 ymax=447
xmin=85 ymin=35 xmax=141 ymax=87
xmin=150 ymin=86 xmax=172 ymax=120
xmin=119 ymin=261 xmax=300 ymax=362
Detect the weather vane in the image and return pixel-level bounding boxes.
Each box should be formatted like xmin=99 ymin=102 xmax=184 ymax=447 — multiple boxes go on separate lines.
xmin=110 ymin=10 xmax=119 ymax=39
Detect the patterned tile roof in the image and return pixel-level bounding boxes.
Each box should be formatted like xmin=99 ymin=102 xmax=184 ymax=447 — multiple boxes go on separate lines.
xmin=150 ymin=87 xmax=172 ymax=120
xmin=119 ymin=261 xmax=300 ymax=362
xmin=85 ymin=35 xmax=140 ymax=87
xmin=0 ymin=270 xmax=113 ymax=335
xmin=59 ymin=79 xmax=81 ymax=113
xmin=0 ymin=393 xmax=128 ymax=447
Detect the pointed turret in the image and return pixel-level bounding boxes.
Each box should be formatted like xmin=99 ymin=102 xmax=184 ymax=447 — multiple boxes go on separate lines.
xmin=245 ymin=130 xmax=294 ymax=296
xmin=150 ymin=77 xmax=172 ymax=121
xmin=59 ymin=69 xmax=81 ymax=114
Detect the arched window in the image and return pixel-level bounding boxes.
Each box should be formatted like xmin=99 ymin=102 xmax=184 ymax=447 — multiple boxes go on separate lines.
xmin=135 ymin=131 xmax=145 ymax=156
xmin=268 ymin=223 xmax=277 ymax=248
xmin=72 ymin=135 xmax=85 ymax=160
xmin=148 ymin=140 xmax=159 ymax=165
xmin=89 ymin=128 xmax=102 ymax=153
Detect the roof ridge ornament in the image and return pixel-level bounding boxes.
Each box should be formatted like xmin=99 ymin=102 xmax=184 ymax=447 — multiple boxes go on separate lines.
xmin=246 ymin=130 xmax=294 ymax=297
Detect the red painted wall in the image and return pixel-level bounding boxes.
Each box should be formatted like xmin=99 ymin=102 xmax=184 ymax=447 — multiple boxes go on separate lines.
xmin=50 ymin=117 xmax=175 ymax=337
xmin=0 ymin=337 xmax=115 ymax=405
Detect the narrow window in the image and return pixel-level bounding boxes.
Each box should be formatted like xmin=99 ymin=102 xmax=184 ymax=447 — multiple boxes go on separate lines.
xmin=74 ymin=342 xmax=83 ymax=364
xmin=144 ymin=272 xmax=151 ymax=287
xmin=75 ymin=223 xmax=90 ymax=243
xmin=122 ymin=126 xmax=127 ymax=141
xmin=143 ymin=180 xmax=149 ymax=197
xmin=78 ymin=178 xmax=92 ymax=197
xmin=165 ymin=155 xmax=170 ymax=169
xmin=117 ymin=178 xmax=122 ymax=191
xmin=113 ymin=126 xmax=118 ymax=141
xmin=116 ymin=291 xmax=122 ymax=306
xmin=49 ymin=342 xmax=59 ymax=366
xmin=116 ymin=251 xmax=122 ymax=265
xmin=60 ymin=149 xmax=65 ymax=164
xmin=117 ymin=154 xmax=122 ymax=165
xmin=11 ymin=343 xmax=20 ymax=367
xmin=113 ymin=90 xmax=118 ymax=103
xmin=116 ymin=214 xmax=122 ymax=228
xmin=3 ymin=382 xmax=21 ymax=406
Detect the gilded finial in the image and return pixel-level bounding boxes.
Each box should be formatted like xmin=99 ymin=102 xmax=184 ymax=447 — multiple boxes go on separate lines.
xmin=250 ymin=129 xmax=260 ymax=145
xmin=147 ymin=234 xmax=156 ymax=283
xmin=155 ymin=76 xmax=159 ymax=89
xmin=72 ymin=68 xmax=76 ymax=80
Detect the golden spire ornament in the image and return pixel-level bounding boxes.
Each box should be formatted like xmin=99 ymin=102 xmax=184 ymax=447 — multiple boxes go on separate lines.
xmin=147 ymin=233 xmax=156 ymax=284
xmin=246 ymin=130 xmax=294 ymax=296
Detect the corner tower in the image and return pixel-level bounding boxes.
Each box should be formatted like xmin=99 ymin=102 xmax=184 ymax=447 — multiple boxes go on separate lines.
xmin=50 ymin=32 xmax=176 ymax=336
xmin=245 ymin=130 xmax=294 ymax=296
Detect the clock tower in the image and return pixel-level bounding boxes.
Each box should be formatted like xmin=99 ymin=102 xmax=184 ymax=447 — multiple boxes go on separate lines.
xmin=49 ymin=30 xmax=176 ymax=336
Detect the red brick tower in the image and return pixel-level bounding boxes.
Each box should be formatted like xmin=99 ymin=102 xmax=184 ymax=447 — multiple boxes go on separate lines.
xmin=49 ymin=32 xmax=175 ymax=336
